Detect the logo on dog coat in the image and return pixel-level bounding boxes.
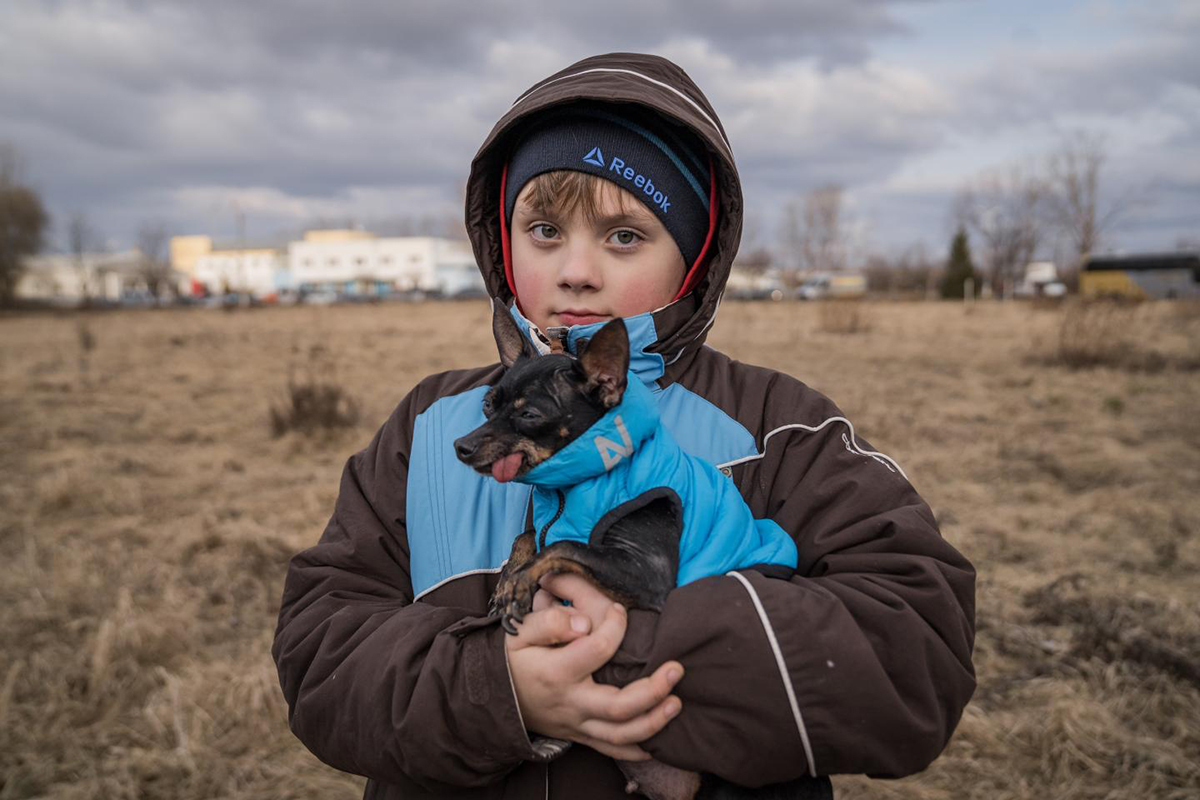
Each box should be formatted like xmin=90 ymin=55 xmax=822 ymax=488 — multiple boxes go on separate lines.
xmin=595 ymin=415 xmax=634 ymax=471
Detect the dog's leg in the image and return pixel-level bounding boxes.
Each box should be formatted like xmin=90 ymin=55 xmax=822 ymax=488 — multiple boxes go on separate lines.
xmin=490 ymin=532 xmax=538 ymax=634
xmin=493 ymin=544 xmax=606 ymax=632
xmin=494 ymin=494 xmax=685 ymax=631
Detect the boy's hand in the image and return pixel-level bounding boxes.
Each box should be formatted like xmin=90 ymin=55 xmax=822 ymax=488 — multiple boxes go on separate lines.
xmin=531 ymin=572 xmax=619 ymax=631
xmin=504 ymin=590 xmax=683 ymax=762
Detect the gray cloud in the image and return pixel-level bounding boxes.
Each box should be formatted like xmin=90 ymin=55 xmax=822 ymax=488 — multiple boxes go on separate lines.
xmin=0 ymin=0 xmax=1195 ymax=256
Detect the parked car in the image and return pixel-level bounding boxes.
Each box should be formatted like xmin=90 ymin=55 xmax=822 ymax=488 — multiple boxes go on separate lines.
xmin=796 ymin=273 xmax=867 ymax=300
xmin=301 ymin=289 xmax=339 ymax=306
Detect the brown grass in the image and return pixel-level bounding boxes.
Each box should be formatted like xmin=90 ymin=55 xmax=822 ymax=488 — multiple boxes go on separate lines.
xmin=1035 ymin=298 xmax=1200 ymax=372
xmin=815 ymin=297 xmax=871 ymax=334
xmin=2 ymin=299 xmax=1199 ymax=798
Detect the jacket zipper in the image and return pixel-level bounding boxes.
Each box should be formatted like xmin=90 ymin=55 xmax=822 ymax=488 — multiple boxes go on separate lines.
xmin=538 ymin=490 xmax=566 ymax=550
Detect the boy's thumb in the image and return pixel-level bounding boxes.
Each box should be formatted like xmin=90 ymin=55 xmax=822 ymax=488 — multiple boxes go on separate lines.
xmin=514 ymin=606 xmax=588 ymax=647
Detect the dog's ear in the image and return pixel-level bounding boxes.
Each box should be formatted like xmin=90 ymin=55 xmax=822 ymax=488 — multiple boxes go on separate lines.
xmin=493 ymin=304 xmax=536 ymax=368
xmin=578 ymin=318 xmax=629 ymax=408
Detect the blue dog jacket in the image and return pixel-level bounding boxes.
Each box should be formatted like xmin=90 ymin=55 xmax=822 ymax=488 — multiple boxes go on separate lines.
xmin=518 ymin=375 xmax=798 ymax=585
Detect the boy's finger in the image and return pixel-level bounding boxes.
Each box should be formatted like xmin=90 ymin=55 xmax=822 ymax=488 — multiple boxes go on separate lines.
xmin=578 ymin=695 xmax=682 ymax=746
xmin=539 ymin=572 xmax=593 ymax=599
xmin=509 ymin=606 xmax=588 ymax=649
xmin=559 ymin=602 xmax=626 ymax=674
xmin=531 ymin=588 xmax=557 ymax=612
xmin=578 ymin=661 xmax=683 ymax=722
xmin=574 ymin=735 xmax=651 ymax=762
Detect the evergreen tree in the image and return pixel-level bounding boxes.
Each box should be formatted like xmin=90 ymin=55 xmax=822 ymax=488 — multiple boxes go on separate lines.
xmin=940 ymin=226 xmax=977 ymax=299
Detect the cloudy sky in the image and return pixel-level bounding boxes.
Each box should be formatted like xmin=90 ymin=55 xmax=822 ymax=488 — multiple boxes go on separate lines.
xmin=2 ymin=0 xmax=1196 ymax=261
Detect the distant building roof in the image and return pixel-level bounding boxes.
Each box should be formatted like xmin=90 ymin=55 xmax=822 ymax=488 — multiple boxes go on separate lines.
xmin=303 ymin=229 xmax=376 ymax=243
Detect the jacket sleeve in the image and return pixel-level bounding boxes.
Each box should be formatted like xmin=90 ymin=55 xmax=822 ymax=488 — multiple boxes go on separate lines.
xmin=595 ymin=402 xmax=975 ymax=784
xmin=271 ymin=385 xmax=539 ymax=790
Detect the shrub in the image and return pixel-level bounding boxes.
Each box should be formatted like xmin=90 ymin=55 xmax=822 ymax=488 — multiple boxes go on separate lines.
xmin=1055 ymin=299 xmax=1138 ymax=368
xmin=269 ymin=346 xmax=360 ymax=437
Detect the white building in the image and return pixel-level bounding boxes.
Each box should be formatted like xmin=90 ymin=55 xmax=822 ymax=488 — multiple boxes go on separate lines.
xmin=192 ymin=248 xmax=285 ymax=297
xmin=1016 ymin=261 xmax=1066 ymax=297
xmin=16 ymin=250 xmax=184 ymax=305
xmin=287 ymin=231 xmax=482 ymax=296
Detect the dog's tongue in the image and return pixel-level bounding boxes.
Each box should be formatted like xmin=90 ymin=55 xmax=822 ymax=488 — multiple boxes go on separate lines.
xmin=491 ymin=453 xmax=524 ymax=483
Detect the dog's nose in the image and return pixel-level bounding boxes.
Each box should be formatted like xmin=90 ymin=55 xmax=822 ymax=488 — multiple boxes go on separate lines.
xmin=454 ymin=437 xmax=477 ymax=460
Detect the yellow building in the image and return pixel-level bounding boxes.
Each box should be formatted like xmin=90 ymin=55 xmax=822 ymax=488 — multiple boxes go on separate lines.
xmin=302 ymin=229 xmax=376 ymax=243
xmin=1080 ymin=253 xmax=1200 ymax=299
xmin=169 ymin=235 xmax=214 ymax=277
xmin=169 ymin=234 xmax=286 ymax=295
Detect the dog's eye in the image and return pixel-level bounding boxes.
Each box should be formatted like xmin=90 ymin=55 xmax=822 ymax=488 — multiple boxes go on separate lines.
xmin=518 ymin=409 xmax=541 ymax=422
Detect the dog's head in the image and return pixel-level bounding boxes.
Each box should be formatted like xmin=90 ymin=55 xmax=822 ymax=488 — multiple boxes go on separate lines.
xmin=453 ymin=306 xmax=630 ymax=483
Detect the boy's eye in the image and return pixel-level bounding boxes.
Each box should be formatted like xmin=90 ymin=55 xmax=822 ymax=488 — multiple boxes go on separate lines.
xmin=608 ymin=230 xmax=642 ymax=247
xmin=530 ymin=224 xmax=559 ymax=241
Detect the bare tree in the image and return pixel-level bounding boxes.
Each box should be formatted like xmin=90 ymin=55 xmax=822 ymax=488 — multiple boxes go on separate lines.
xmin=801 ymin=184 xmax=845 ymax=274
xmin=780 ymin=184 xmax=846 ymax=286
xmin=779 ymin=199 xmax=805 ymax=286
xmin=734 ymin=246 xmax=772 ymax=276
xmin=137 ymin=221 xmax=172 ymax=300
xmin=955 ymin=161 xmax=1046 ymax=295
xmin=0 ymin=144 xmax=49 ymax=306
xmin=67 ymin=212 xmax=98 ymax=305
xmin=860 ymin=243 xmax=939 ymax=298
xmin=1046 ymin=131 xmax=1132 ymax=266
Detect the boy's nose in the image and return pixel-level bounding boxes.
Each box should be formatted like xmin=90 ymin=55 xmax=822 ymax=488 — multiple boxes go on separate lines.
xmin=557 ymin=244 xmax=602 ymax=292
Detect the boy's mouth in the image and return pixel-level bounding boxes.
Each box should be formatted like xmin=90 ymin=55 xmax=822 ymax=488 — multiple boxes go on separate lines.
xmin=555 ymin=310 xmax=610 ymax=327
xmin=491 ymin=452 xmax=525 ymax=483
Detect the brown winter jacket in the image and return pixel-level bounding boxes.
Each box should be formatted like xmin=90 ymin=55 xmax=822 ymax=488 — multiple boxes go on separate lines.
xmin=272 ymin=52 xmax=976 ymax=799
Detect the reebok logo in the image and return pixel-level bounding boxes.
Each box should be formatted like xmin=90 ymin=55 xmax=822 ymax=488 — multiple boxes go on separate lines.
xmin=581 ymin=148 xmax=671 ymax=213
xmin=594 ymin=415 xmax=634 ymax=471
xmin=582 ymin=146 xmax=606 ymax=167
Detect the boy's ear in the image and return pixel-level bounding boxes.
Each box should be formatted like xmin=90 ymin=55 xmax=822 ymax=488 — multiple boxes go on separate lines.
xmin=578 ymin=318 xmax=629 ymax=408
xmin=493 ymin=304 xmax=536 ymax=368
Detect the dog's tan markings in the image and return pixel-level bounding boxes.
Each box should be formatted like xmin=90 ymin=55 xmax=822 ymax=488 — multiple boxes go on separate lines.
xmin=505 ymin=532 xmax=537 ymax=568
xmin=513 ymin=397 xmax=525 ymax=409
xmin=515 ymin=440 xmax=554 ymax=468
xmin=558 ymin=426 xmax=570 ymax=439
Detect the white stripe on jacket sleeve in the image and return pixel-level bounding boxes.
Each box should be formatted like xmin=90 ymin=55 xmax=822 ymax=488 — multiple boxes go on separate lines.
xmin=726 ymin=570 xmax=818 ymax=778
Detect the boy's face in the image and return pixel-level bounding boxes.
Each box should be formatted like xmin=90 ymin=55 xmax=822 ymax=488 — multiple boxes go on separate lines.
xmin=511 ymin=177 xmax=685 ymax=335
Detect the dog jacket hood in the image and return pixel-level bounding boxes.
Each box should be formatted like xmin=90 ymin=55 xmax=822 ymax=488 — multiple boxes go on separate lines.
xmin=517 ymin=375 xmax=798 ymax=585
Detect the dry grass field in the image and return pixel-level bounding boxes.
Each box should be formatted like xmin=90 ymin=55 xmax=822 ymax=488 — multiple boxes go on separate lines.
xmin=2 ymin=299 xmax=1198 ymax=799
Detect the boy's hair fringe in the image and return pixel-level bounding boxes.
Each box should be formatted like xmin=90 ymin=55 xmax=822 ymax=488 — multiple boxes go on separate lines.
xmin=518 ymin=170 xmax=637 ymax=222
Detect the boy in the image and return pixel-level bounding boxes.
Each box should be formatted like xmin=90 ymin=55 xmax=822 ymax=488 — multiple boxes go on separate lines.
xmin=272 ymin=52 xmax=976 ymax=799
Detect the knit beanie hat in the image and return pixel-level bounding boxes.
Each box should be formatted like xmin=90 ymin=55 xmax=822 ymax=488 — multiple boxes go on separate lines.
xmin=502 ymin=103 xmax=715 ymax=272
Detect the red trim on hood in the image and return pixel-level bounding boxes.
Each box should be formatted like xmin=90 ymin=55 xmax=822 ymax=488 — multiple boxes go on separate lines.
xmin=500 ymin=162 xmax=518 ymax=301
xmin=673 ymin=156 xmax=718 ymax=302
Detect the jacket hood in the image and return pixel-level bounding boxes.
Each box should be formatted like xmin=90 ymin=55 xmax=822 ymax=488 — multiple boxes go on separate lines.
xmin=465 ymin=52 xmax=744 ymax=378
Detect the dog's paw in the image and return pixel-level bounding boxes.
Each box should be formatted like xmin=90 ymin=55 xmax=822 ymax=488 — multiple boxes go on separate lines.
xmin=490 ymin=567 xmax=539 ymax=635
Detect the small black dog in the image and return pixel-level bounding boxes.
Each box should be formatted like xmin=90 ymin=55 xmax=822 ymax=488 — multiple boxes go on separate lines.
xmin=454 ymin=307 xmax=828 ymax=800
xmin=454 ymin=307 xmax=682 ymax=632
